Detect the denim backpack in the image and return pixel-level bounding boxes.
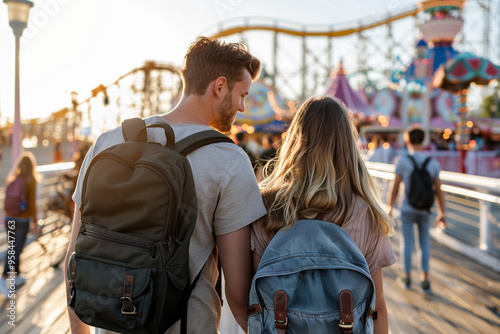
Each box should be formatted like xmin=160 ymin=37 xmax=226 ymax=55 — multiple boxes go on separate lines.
xmin=248 ymin=219 xmax=376 ymax=334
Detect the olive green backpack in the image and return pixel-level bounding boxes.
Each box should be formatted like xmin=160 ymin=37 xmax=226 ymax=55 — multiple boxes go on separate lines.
xmin=67 ymin=118 xmax=233 ymax=334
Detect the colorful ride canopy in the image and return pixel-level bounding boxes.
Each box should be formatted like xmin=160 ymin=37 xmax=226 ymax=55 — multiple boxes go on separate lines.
xmin=325 ymin=65 xmax=379 ymax=120
xmin=437 ymin=52 xmax=500 ymax=92
xmin=235 ymin=79 xmax=287 ymax=125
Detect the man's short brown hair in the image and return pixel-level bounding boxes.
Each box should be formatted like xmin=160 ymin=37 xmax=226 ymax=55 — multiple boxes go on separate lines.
xmin=406 ymin=126 xmax=425 ymax=145
xmin=181 ymin=37 xmax=260 ymax=96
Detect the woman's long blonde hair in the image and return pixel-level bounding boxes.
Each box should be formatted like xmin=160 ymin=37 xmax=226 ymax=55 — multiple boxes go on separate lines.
xmin=260 ymin=96 xmax=393 ymax=237
xmin=7 ymin=151 xmax=41 ymax=185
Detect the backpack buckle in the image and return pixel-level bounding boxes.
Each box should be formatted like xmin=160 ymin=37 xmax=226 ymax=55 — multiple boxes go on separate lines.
xmin=369 ymin=308 xmax=378 ymax=320
xmin=67 ymin=282 xmax=75 ymax=307
xmin=274 ymin=290 xmax=288 ymax=331
xmin=339 ymin=289 xmax=354 ymax=332
xmin=248 ymin=304 xmax=263 ymax=317
xmin=338 ymin=320 xmax=353 ymax=329
xmin=121 ymin=274 xmax=137 ymax=329
xmin=275 ymin=317 xmax=288 ymax=328
xmin=120 ymin=296 xmax=137 ymax=315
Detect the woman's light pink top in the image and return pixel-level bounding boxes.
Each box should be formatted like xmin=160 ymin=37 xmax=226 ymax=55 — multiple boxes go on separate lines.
xmin=251 ymin=197 xmax=396 ymax=275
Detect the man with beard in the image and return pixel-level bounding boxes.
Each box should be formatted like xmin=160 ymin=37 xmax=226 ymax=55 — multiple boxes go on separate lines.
xmin=64 ymin=37 xmax=266 ymax=334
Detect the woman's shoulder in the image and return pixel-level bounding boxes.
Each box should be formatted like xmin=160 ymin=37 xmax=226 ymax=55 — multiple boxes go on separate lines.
xmin=342 ymin=196 xmax=375 ymax=231
xmin=250 ymin=216 xmax=272 ymax=257
xmin=352 ymin=196 xmax=371 ymax=216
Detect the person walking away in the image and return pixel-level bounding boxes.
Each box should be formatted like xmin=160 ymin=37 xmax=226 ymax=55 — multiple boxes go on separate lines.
xmin=0 ymin=152 xmax=40 ymax=295
xmin=64 ymin=36 xmax=266 ymax=334
xmin=251 ymin=96 xmax=396 ymax=334
xmin=54 ymin=140 xmax=63 ymax=163
xmin=387 ymin=124 xmax=446 ymax=295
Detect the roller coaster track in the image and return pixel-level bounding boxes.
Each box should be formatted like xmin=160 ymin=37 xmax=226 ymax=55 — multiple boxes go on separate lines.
xmin=209 ymin=5 xmax=419 ymax=39
xmin=14 ymin=61 xmax=181 ymax=129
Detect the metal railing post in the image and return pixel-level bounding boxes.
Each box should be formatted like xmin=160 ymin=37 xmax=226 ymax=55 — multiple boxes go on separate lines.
xmin=478 ymin=198 xmax=492 ymax=251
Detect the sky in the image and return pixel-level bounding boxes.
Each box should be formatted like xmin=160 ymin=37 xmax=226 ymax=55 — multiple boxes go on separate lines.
xmin=0 ymin=0 xmax=494 ymax=123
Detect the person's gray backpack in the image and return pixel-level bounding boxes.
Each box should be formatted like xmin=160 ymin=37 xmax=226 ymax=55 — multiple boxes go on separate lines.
xmin=248 ymin=219 xmax=377 ymax=334
xmin=67 ymin=118 xmax=233 ymax=334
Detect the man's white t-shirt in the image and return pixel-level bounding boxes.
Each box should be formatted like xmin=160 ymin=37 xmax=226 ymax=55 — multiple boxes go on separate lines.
xmin=73 ymin=115 xmax=267 ymax=333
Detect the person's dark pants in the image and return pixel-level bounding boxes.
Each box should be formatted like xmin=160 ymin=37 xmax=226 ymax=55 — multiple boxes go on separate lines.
xmin=3 ymin=217 xmax=30 ymax=277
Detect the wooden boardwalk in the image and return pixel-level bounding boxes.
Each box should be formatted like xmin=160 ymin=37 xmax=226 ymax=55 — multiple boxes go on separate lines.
xmin=0 ymin=222 xmax=71 ymax=334
xmin=0 ymin=222 xmax=499 ymax=333
xmin=384 ymin=236 xmax=500 ymax=334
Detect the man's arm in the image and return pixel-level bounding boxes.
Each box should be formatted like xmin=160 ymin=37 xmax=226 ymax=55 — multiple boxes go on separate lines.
xmin=217 ymin=225 xmax=252 ymax=333
xmin=387 ymin=174 xmax=402 ymax=217
xmin=433 ymin=177 xmax=446 ymax=230
xmin=63 ymin=209 xmax=91 ymax=334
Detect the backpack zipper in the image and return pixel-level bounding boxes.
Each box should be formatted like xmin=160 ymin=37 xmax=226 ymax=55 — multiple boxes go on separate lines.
xmin=81 ymin=228 xmax=156 ymax=258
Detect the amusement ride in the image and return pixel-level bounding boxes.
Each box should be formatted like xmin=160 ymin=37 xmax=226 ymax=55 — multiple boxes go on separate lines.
xmin=4 ymin=0 xmax=500 ymax=177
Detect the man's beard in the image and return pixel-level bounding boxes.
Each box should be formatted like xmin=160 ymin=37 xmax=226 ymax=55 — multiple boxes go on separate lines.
xmin=212 ymin=92 xmax=235 ymax=133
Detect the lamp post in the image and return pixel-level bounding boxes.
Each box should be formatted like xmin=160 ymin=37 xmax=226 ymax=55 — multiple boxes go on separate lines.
xmin=4 ymin=0 xmax=33 ymax=169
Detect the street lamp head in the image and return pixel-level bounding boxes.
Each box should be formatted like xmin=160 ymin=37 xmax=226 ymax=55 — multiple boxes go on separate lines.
xmin=3 ymin=0 xmax=33 ymax=37
xmin=71 ymin=91 xmax=78 ymax=101
xmin=71 ymin=91 xmax=79 ymax=106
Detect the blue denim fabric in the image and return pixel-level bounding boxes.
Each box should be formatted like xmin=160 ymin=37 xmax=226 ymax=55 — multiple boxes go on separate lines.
xmin=249 ymin=220 xmax=375 ymax=334
xmin=3 ymin=217 xmax=30 ymax=276
xmin=399 ymin=212 xmax=431 ymax=274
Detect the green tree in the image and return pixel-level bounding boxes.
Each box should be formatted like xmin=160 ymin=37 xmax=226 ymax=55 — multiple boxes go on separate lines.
xmin=481 ymin=92 xmax=500 ymax=118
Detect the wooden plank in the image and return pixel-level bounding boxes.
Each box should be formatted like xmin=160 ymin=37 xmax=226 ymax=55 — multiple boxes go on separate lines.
xmin=8 ymin=268 xmax=66 ymax=334
xmin=1 ymin=210 xmax=500 ymax=333
xmin=385 ymin=232 xmax=500 ymax=334
xmin=384 ymin=274 xmax=422 ymax=333
xmin=41 ymin=311 xmax=71 ymax=334
xmin=0 ymin=267 xmax=61 ymax=332
xmin=0 ymin=226 xmax=70 ymax=333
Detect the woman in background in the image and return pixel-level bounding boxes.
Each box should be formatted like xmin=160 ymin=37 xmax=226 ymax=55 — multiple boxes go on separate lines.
xmin=0 ymin=152 xmax=40 ymax=295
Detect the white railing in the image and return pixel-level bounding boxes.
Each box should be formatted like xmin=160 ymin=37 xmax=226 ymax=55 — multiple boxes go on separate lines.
xmin=426 ymin=150 xmax=500 ymax=178
xmin=366 ymin=161 xmax=500 ymax=273
xmin=380 ymin=150 xmax=500 ymax=178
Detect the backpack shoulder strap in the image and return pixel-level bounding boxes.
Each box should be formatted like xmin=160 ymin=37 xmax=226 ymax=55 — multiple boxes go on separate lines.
xmin=422 ymin=157 xmax=431 ymax=169
xmin=407 ymin=155 xmax=419 ymax=169
xmin=175 ymin=130 xmax=234 ymax=156
xmin=122 ymin=118 xmax=147 ymax=142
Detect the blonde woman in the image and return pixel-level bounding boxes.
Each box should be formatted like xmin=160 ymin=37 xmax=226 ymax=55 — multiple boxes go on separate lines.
xmin=0 ymin=152 xmax=40 ymax=295
xmin=251 ymin=96 xmax=396 ymax=334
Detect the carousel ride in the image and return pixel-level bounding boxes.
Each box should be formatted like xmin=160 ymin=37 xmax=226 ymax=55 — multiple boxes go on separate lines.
xmin=231 ymin=77 xmax=291 ymax=135
xmin=323 ymin=0 xmax=500 ymax=169
xmin=360 ymin=0 xmax=468 ymax=144
xmin=232 ymin=1 xmax=500 ymax=152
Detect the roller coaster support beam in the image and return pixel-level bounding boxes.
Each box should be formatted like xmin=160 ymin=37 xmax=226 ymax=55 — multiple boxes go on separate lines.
xmin=273 ymin=28 xmax=278 ymax=84
xmin=302 ymin=34 xmax=307 ymax=99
